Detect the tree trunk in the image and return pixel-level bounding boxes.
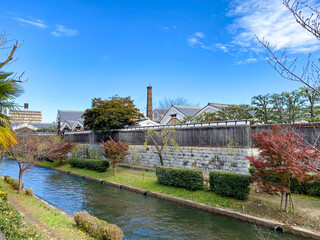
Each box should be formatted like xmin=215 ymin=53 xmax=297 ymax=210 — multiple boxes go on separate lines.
xmin=85 ymin=147 xmax=90 ymax=159
xmin=280 ymin=191 xmax=284 ymax=211
xmin=285 ymin=192 xmax=288 ymax=212
xmin=18 ymin=169 xmax=24 ymax=194
xmin=158 ymin=153 xmax=164 ymax=166
xmin=114 ymin=166 xmax=117 ymax=176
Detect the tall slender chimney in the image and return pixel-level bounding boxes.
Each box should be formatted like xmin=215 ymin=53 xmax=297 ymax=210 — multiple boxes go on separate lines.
xmin=147 ymin=86 xmax=153 ymax=120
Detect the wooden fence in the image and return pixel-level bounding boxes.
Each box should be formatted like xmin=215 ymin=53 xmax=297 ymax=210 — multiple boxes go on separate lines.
xmin=64 ymin=122 xmax=320 ymax=147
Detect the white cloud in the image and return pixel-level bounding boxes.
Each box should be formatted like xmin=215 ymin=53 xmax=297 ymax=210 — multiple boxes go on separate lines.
xmin=194 ymin=32 xmax=205 ymax=38
xmin=51 ymin=25 xmax=78 ymax=37
xmin=216 ymin=43 xmax=228 ymax=52
xmin=187 ymin=32 xmax=228 ymax=52
xmin=187 ymin=32 xmax=206 ymax=47
xmin=15 ymin=17 xmax=48 ymax=29
xmin=161 ymin=26 xmax=169 ymax=31
xmin=235 ymin=57 xmax=257 ymax=65
xmin=228 ymin=0 xmax=320 ymax=53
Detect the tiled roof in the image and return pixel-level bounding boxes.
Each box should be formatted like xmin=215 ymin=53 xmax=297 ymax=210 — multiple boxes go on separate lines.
xmin=153 ymin=109 xmax=168 ymax=115
xmin=207 ymin=103 xmax=231 ymax=110
xmin=173 ymin=105 xmax=202 ymax=117
xmin=58 ymin=110 xmax=84 ymax=122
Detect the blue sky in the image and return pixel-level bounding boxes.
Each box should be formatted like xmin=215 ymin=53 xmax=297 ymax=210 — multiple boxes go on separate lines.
xmin=1 ymin=0 xmax=319 ymax=122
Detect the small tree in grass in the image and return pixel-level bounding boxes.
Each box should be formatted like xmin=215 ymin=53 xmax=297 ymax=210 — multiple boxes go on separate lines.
xmin=8 ymin=135 xmax=73 ymax=193
xmin=38 ymin=136 xmax=73 ymax=164
xmin=246 ymin=125 xmax=320 ymax=213
xmin=102 ymin=137 xmax=129 ymax=175
xmin=144 ymin=129 xmax=178 ymax=166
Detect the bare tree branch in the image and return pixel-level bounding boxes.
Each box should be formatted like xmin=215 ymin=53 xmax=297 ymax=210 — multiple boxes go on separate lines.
xmin=0 ymin=40 xmax=23 ymax=69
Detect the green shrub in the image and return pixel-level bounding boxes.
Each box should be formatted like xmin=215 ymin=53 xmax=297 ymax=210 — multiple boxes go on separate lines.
xmin=209 ymin=171 xmax=252 ymax=200
xmin=25 ymin=188 xmax=34 ymax=196
xmin=290 ymin=178 xmax=320 ymax=197
xmin=156 ymin=166 xmax=204 ymax=190
xmin=69 ymin=158 xmax=110 ymax=172
xmin=248 ymin=167 xmax=256 ymax=176
xmin=0 ymin=184 xmax=8 ymax=201
xmin=74 ymin=211 xmax=123 ymax=240
xmin=0 ymin=199 xmax=41 ymax=239
xmin=4 ymin=176 xmax=21 ymax=190
xmin=250 ymin=168 xmax=320 ymax=197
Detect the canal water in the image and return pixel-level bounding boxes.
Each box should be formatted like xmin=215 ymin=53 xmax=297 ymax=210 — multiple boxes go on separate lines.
xmin=0 ymin=160 xmax=304 ymax=240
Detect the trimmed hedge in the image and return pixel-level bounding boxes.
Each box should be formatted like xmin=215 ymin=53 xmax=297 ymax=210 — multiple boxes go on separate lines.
xmin=25 ymin=188 xmax=34 ymax=196
xmin=290 ymin=178 xmax=320 ymax=197
xmin=210 ymin=171 xmax=252 ymax=200
xmin=156 ymin=166 xmax=204 ymax=190
xmin=74 ymin=211 xmax=123 ymax=240
xmin=4 ymin=176 xmax=21 ymax=190
xmin=69 ymin=158 xmax=110 ymax=172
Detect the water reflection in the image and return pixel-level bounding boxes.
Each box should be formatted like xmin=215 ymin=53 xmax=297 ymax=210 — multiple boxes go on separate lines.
xmin=0 ymin=160 xmax=304 ymax=240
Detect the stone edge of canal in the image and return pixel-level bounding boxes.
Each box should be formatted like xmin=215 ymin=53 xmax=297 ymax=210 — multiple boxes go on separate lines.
xmin=23 ymin=163 xmax=320 ymax=240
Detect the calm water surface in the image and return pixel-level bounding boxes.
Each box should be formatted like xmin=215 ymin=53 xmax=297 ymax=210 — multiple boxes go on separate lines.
xmin=0 ymin=160 xmax=305 ymax=240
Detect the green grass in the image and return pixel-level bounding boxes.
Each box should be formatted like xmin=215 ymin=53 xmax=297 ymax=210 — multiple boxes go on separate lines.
xmin=38 ymin=161 xmax=248 ymax=210
xmin=1 ymin=178 xmax=93 ymax=240
xmin=37 ymin=160 xmax=320 ymax=232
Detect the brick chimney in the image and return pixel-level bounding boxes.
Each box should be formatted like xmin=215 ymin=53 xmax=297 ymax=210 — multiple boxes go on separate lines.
xmin=147 ymin=86 xmax=153 ymax=120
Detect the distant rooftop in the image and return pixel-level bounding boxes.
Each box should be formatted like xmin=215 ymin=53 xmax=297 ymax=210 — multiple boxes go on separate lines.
xmin=58 ymin=110 xmax=85 ymax=122
xmin=207 ymin=103 xmax=233 ymax=109
xmin=173 ymin=105 xmax=202 ymax=116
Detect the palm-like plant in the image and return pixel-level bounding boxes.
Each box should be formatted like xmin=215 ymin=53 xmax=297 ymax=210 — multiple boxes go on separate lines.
xmin=0 ymin=71 xmax=23 ymax=151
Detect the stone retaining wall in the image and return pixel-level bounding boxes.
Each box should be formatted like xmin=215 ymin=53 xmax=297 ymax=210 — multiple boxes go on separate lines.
xmin=73 ymin=144 xmax=258 ymax=174
xmin=124 ymin=145 xmax=257 ymax=174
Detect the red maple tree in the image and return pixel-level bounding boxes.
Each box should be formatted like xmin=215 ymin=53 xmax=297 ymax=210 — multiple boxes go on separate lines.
xmin=247 ymin=125 xmax=320 ymax=212
xmin=102 ymin=137 xmax=129 ymax=175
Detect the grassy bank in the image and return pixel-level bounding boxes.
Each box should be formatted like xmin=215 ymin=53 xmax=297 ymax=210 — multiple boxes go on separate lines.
xmin=38 ymin=161 xmax=320 ymax=233
xmin=1 ymin=177 xmax=93 ymax=240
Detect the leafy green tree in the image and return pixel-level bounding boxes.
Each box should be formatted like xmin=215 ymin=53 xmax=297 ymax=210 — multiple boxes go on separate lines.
xmin=216 ymin=104 xmax=253 ymax=121
xmin=270 ymin=93 xmax=286 ymax=123
xmin=83 ymin=95 xmax=144 ymax=133
xmin=251 ymin=94 xmax=272 ymax=124
xmin=182 ymin=112 xmax=218 ymax=123
xmin=283 ymin=90 xmax=305 ymax=124
xmin=299 ymin=87 xmax=320 ymax=122
xmin=270 ymin=91 xmax=305 ymax=124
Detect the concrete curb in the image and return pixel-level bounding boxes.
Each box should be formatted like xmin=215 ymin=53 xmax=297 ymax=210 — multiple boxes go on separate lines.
xmin=35 ymin=163 xmax=320 ymax=240
xmin=33 ymin=194 xmax=74 ymax=220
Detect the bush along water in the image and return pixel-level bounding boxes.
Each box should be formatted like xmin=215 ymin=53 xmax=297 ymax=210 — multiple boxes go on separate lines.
xmin=69 ymin=158 xmax=110 ymax=172
xmin=74 ymin=211 xmax=123 ymax=240
xmin=4 ymin=175 xmax=22 ymax=190
xmin=210 ymin=171 xmax=252 ymax=200
xmin=156 ymin=166 xmax=204 ymax=190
